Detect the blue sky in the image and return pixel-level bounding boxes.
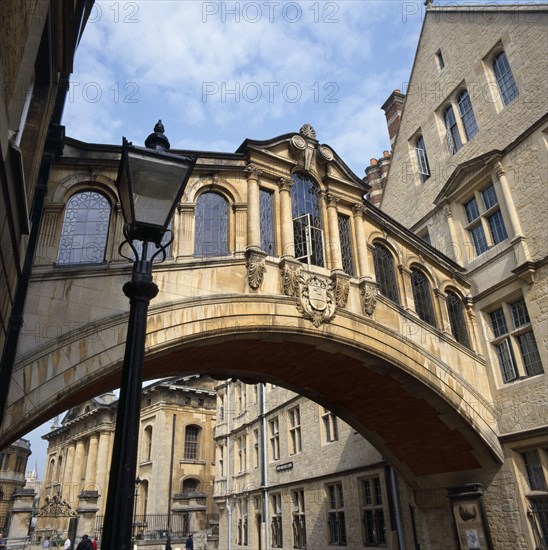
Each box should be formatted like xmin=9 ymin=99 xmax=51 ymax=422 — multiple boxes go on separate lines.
xmin=23 ymin=0 xmax=538 ymax=478
xmin=61 ymin=0 xmax=427 ymax=175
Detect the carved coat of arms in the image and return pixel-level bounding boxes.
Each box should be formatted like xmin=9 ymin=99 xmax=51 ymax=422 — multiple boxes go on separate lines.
xmin=282 ymin=265 xmax=336 ymax=326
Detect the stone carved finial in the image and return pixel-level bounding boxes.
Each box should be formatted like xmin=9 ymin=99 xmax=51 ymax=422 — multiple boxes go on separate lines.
xmin=299 ymin=124 xmax=317 ymax=140
xmin=360 ymin=280 xmax=378 ymax=316
xmin=245 ymin=164 xmax=262 ymax=179
xmin=246 ymin=250 xmax=267 ymax=290
xmin=278 ymin=177 xmax=294 ymax=192
xmin=154 ymin=119 xmax=165 ymax=133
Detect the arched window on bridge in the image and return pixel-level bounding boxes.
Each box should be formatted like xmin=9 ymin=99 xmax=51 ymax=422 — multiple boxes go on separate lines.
xmin=291 ymin=173 xmax=325 ymax=267
xmin=410 ymin=268 xmax=436 ymax=327
xmin=55 ymin=455 xmax=63 ymax=483
xmin=446 ymin=290 xmax=471 ymax=348
xmin=194 ymin=192 xmax=229 ymax=257
xmin=372 ymin=244 xmax=400 ymax=305
xmin=57 ymin=191 xmax=111 ymax=265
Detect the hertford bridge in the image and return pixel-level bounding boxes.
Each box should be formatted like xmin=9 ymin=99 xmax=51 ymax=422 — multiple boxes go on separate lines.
xmin=2 ymin=126 xmax=502 ymax=490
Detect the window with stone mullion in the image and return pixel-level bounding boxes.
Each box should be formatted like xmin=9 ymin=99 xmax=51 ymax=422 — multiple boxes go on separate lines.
xmin=338 ymin=214 xmax=355 ymax=276
xmin=446 ymin=292 xmax=470 ymax=348
xmin=259 ymin=188 xmax=275 ymax=255
xmin=410 ymin=269 xmax=436 ymax=327
xmin=373 ymin=245 xmax=400 ymax=304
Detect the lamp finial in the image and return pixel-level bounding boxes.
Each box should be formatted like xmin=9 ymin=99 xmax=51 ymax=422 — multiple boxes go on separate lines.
xmin=145 ymin=120 xmax=170 ymax=151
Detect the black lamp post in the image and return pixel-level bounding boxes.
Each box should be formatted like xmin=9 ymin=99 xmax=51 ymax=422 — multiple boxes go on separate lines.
xmin=101 ymin=121 xmax=196 ymax=550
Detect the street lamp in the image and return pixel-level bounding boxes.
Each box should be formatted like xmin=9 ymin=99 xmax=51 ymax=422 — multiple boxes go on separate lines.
xmin=101 ymin=121 xmax=196 ymax=550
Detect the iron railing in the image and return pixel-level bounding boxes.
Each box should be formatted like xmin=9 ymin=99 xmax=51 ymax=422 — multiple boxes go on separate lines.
xmin=94 ymin=513 xmax=189 ymax=539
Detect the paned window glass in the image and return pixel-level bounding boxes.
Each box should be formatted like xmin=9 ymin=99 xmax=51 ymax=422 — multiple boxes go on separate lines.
xmin=522 ymin=451 xmax=547 ymax=491
xmin=338 ymin=214 xmax=355 ymax=276
xmin=271 ymin=494 xmax=283 ymax=547
xmin=458 ymin=89 xmax=479 ymax=140
xmin=373 ymin=244 xmax=400 ymax=304
xmin=292 ymin=490 xmax=306 ymax=549
xmin=411 ymin=269 xmax=436 ymax=327
xmin=194 ymin=192 xmax=229 ymax=257
xmin=415 ymin=135 xmax=431 ymax=182
xmin=493 ymin=52 xmax=519 ymax=106
xmin=260 ymin=188 xmax=275 ymax=255
xmin=184 ymin=425 xmax=199 ymax=460
xmin=446 ymin=292 xmax=470 ymax=348
xmin=291 ymin=173 xmax=324 ymax=267
xmin=327 ymin=483 xmax=346 ymax=546
xmin=488 ymin=298 xmax=543 ymax=383
xmin=443 ymin=105 xmax=462 ymax=155
xmin=362 ymin=477 xmax=386 ymax=546
xmin=57 ymin=191 xmax=111 ymax=264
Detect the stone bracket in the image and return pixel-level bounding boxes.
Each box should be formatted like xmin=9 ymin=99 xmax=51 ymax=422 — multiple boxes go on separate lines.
xmin=245 ymin=248 xmax=267 ymax=290
xmin=359 ymin=279 xmax=378 ymax=316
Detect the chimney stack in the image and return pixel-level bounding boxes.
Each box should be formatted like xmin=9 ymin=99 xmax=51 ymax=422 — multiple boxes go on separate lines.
xmin=381 ymin=89 xmax=406 ymax=147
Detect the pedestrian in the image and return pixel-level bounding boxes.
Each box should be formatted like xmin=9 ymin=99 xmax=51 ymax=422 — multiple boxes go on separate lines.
xmin=63 ymin=536 xmax=71 ymax=550
xmin=0 ymin=531 xmax=6 ymax=550
xmin=185 ymin=533 xmax=194 ymax=550
xmin=165 ymin=536 xmax=172 ymax=550
xmin=91 ymin=538 xmax=97 ymax=550
xmin=75 ymin=535 xmax=92 ymax=550
xmin=43 ymin=537 xmax=51 ymax=549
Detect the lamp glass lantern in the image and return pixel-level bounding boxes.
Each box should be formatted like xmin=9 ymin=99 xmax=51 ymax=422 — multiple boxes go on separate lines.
xmin=116 ymin=138 xmax=196 ymax=245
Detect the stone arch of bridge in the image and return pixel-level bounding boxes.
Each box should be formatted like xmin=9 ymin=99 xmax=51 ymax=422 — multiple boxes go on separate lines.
xmin=3 ymin=298 xmax=502 ymax=482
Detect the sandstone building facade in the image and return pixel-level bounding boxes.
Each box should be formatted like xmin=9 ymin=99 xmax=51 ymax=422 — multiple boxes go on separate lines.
xmin=213 ymin=381 xmax=417 ymax=550
xmin=40 ymin=376 xmax=219 ymax=543
xmin=0 ymin=438 xmax=31 ymax=531
xmin=380 ymin=3 xmax=547 ymax=549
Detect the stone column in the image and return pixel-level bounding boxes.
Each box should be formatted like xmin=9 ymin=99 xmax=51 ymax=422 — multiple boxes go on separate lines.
xmin=95 ymin=431 xmax=111 ymax=510
xmin=84 ymin=434 xmax=99 ymax=491
xmin=246 ymin=164 xmax=262 ymax=251
xmin=277 ymin=177 xmax=295 ymax=258
xmin=70 ymin=440 xmax=86 ymax=505
xmin=178 ymin=203 xmax=195 ymax=257
xmin=233 ymin=203 xmax=247 ymax=256
xmin=63 ymin=443 xmax=76 ymax=498
xmin=110 ymin=203 xmax=125 ymax=262
xmin=435 ymin=289 xmax=451 ymax=334
xmin=36 ymin=203 xmax=63 ymax=265
xmin=324 ymin=193 xmax=342 ymax=271
xmin=352 ymin=204 xmax=373 ymax=280
xmin=442 ymin=203 xmax=460 ymax=262
xmin=492 ymin=161 xmax=531 ymax=263
xmin=76 ymin=490 xmax=100 ymax=538
xmin=464 ymin=297 xmax=481 ymax=354
xmin=8 ymin=488 xmax=36 ymax=537
xmin=398 ymin=265 xmax=415 ymax=312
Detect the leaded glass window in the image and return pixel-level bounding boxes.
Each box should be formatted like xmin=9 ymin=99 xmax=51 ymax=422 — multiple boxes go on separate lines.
xmin=338 ymin=214 xmax=355 ymax=276
xmin=493 ymin=51 xmax=519 ymax=106
xmin=372 ymin=244 xmax=400 ymax=304
xmin=458 ymin=89 xmax=479 ymax=140
xmin=291 ymin=173 xmax=325 ymax=267
xmin=411 ymin=269 xmax=436 ymax=327
xmin=489 ymin=298 xmax=543 ymax=383
xmin=446 ymin=292 xmax=470 ymax=348
xmin=327 ymin=483 xmax=346 ymax=545
xmin=260 ymin=188 xmax=275 ymax=255
xmin=57 ymin=191 xmax=111 ymax=265
xmin=415 ymin=135 xmax=431 ymax=182
xmin=194 ymin=192 xmax=229 ymax=257
xmin=443 ymin=105 xmax=462 ymax=155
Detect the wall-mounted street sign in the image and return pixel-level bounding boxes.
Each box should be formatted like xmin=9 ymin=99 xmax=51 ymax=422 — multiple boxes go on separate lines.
xmin=276 ymin=462 xmax=293 ymax=472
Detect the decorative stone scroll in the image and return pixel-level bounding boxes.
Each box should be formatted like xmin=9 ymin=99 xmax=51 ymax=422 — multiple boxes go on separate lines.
xmin=331 ymin=272 xmax=350 ymax=308
xmin=359 ymin=280 xmax=378 ymax=316
xmin=246 ymin=249 xmax=267 ymax=290
xmin=281 ymin=263 xmax=337 ymax=327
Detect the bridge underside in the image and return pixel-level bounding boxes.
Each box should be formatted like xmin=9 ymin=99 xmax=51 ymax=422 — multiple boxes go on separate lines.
xmin=34 ymin=334 xmax=496 ymax=482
